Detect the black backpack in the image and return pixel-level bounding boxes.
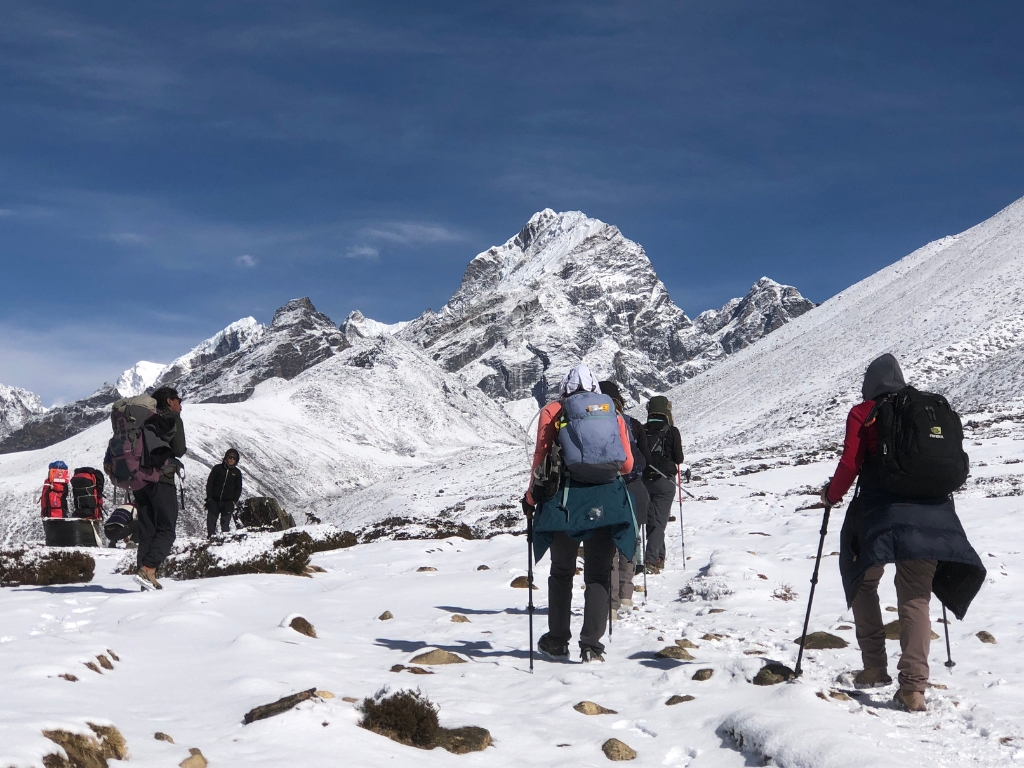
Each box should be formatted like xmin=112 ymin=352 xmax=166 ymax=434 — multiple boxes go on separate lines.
xmin=643 ymin=421 xmax=676 ymax=480
xmin=872 ymin=387 xmax=969 ymax=499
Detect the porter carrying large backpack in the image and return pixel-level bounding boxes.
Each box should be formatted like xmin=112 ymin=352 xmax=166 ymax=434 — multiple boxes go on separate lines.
xmin=105 ymin=395 xmax=175 ymax=491
xmin=70 ymin=467 xmax=105 ymax=520
xmin=872 ymin=386 xmax=970 ymax=499
xmin=643 ymin=421 xmax=677 ymax=480
xmin=556 ymin=392 xmax=626 ymax=484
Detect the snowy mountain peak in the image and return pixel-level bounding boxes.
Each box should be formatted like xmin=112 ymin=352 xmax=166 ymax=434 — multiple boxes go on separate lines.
xmin=115 ymin=360 xmax=167 ymax=397
xmin=340 ymin=310 xmax=410 ymax=342
xmin=0 ymin=384 xmax=47 ymax=441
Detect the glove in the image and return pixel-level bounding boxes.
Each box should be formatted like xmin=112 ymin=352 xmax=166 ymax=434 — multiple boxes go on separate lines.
xmin=521 ymin=496 xmax=536 ymax=517
xmin=820 ymin=479 xmax=834 ymax=505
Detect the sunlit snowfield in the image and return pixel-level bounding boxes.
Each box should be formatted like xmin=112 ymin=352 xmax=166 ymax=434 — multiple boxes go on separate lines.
xmin=2 ymin=412 xmax=1020 ymax=768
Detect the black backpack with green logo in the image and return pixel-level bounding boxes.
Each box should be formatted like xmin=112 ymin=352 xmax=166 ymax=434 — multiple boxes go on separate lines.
xmin=872 ymin=386 xmax=969 ymax=499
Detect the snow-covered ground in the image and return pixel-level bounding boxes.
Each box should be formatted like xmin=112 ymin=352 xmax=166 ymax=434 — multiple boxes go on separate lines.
xmin=3 ymin=412 xmax=1020 ymax=767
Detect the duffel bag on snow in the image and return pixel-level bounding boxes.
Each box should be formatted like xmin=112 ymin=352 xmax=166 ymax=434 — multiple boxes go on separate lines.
xmin=556 ymin=391 xmax=626 ymax=484
xmin=873 ymin=386 xmax=970 ymax=499
xmin=104 ymin=504 xmax=137 ymax=542
xmin=70 ymin=467 xmax=105 ymax=519
xmin=239 ymin=497 xmax=296 ymax=531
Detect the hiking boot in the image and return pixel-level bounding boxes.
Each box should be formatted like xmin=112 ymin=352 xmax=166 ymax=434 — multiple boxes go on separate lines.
xmin=134 ymin=567 xmax=162 ymax=591
xmin=893 ymin=689 xmax=926 ymax=712
xmin=619 ymin=598 xmax=633 ymax=608
xmin=854 ymin=667 xmax=893 ymax=689
xmin=643 ymin=562 xmax=661 ymax=575
xmin=580 ymin=645 xmax=605 ymax=663
xmin=537 ymin=633 xmax=569 ymax=658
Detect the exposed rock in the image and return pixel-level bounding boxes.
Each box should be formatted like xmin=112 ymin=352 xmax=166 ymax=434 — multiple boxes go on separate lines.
xmin=836 ymin=624 xmax=853 ymax=630
xmin=450 ymin=614 xmax=470 ymax=623
xmin=1 ymin=384 xmax=120 ymax=455
xmin=289 ymin=617 xmax=317 ymax=638
xmin=155 ymin=732 xmax=175 ymax=743
xmin=829 ymin=690 xmax=852 ymax=701
xmin=96 ymin=655 xmax=113 ymax=670
xmin=379 ymin=611 xmax=394 ymax=620
xmin=753 ymin=663 xmax=796 ymax=686
xmin=675 ymin=638 xmax=699 ymax=649
xmin=0 ymin=547 xmax=95 ymax=587
xmin=743 ymin=650 xmax=767 ymax=656
xmin=656 ymin=646 xmax=694 ymax=661
xmin=793 ymin=631 xmax=848 ymax=649
xmin=305 ymin=565 xmax=327 ymax=574
xmin=42 ymin=723 xmax=128 ymax=768
xmin=302 ymin=525 xmax=358 ymax=553
xmin=84 ymin=662 xmax=102 ymax=674
xmin=666 ymin=695 xmax=695 ymax=705
xmin=391 ymin=664 xmax=435 ymax=675
xmin=243 ymin=688 xmax=317 ymax=724
xmin=708 ymin=608 xmax=726 ymax=614
xmin=0 ymin=382 xmax=46 ymax=442
xmin=343 ymin=697 xmax=359 ymax=703
xmin=435 ymin=726 xmax=492 ymax=754
xmin=977 ymin=631 xmax=997 ymax=644
xmin=106 ymin=650 xmax=120 ymax=662
xmin=692 ymin=668 xmax=714 ymax=681
xmin=601 ymin=738 xmax=637 ymax=761
xmin=316 ymin=690 xmax=335 ymax=699
xmin=179 ymin=748 xmax=207 ymax=768
xmin=410 ymin=649 xmax=467 ymax=666
xmin=476 ymin=565 xmax=490 ymax=570
xmin=417 ymin=566 xmax=438 ymax=572
xmin=883 ymin=620 xmax=939 ymax=641
xmin=510 ymin=576 xmax=537 ymax=589
xmin=59 ymin=674 xmax=78 ymax=682
xmin=574 ymin=701 xmax=617 ymax=715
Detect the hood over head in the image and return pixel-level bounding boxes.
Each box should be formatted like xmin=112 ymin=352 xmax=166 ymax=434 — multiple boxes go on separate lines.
xmin=223 ymin=448 xmax=240 ymax=463
xmin=647 ymin=395 xmax=674 ymax=425
xmin=862 ymin=353 xmax=906 ymax=400
xmin=559 ymin=364 xmax=600 ymax=398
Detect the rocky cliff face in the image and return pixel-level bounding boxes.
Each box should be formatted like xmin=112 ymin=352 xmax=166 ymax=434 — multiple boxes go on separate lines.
xmin=398 ymin=210 xmax=813 ymax=407
xmin=0 ymin=385 xmax=47 ymax=442
xmin=0 ymin=384 xmax=120 ymax=454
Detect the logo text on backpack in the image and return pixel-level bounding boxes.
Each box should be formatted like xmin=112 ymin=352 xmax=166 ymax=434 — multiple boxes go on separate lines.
xmin=586 ymin=404 xmax=610 ymax=413
xmin=929 ymin=426 xmax=944 ymax=439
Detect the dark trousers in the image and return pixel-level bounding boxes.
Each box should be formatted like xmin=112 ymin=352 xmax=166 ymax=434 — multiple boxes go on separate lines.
xmin=643 ymin=476 xmax=676 ymax=565
xmin=135 ymin=482 xmax=179 ymax=570
xmin=548 ymin=528 xmax=616 ymax=653
xmin=206 ymin=500 xmax=233 ymax=536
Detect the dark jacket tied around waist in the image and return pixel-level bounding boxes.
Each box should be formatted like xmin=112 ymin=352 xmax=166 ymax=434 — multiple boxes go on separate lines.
xmin=533 ymin=476 xmax=638 ymax=563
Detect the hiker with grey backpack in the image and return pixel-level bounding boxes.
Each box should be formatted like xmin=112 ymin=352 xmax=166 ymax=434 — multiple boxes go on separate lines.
xmin=522 ymin=364 xmax=638 ymax=663
xmin=818 ymin=354 xmax=985 ymax=712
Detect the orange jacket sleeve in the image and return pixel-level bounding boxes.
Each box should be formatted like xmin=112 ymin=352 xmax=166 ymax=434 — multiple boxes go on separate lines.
xmin=526 ymin=401 xmax=562 ymax=505
xmin=617 ymin=414 xmax=634 ymax=475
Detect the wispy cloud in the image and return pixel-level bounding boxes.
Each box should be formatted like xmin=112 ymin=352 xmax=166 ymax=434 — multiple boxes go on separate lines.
xmin=105 ymin=231 xmax=151 ymax=245
xmin=360 ymin=222 xmax=466 ymax=245
xmin=344 ymin=245 xmax=379 ymax=259
xmin=235 ymin=253 xmax=257 ymax=267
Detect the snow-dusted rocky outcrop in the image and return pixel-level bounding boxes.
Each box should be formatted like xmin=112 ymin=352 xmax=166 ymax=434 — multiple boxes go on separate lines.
xmin=672 ymin=196 xmax=1024 ymax=454
xmin=340 ymin=310 xmax=409 ymax=344
xmin=0 ymin=385 xmax=46 ymax=441
xmin=399 ymin=210 xmax=813 ymax=408
xmin=115 ymin=360 xmax=167 ymax=397
xmin=0 ymin=384 xmax=120 ymax=455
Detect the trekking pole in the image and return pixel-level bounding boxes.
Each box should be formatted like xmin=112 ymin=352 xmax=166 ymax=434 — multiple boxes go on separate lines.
xmin=640 ymin=524 xmax=648 ymax=604
xmin=942 ymin=605 xmax=956 ymax=672
xmin=677 ymin=468 xmax=685 ymax=568
xmin=794 ymin=503 xmax=832 ymax=677
xmin=526 ymin=511 xmax=535 ymax=673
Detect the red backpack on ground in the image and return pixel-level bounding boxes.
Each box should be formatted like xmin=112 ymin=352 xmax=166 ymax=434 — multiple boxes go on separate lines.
xmin=70 ymin=467 xmax=105 ymax=520
xmin=40 ymin=462 xmax=70 ymax=519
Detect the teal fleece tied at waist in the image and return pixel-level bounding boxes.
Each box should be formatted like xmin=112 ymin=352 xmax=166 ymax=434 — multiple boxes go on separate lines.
xmin=533 ymin=476 xmax=638 ymax=562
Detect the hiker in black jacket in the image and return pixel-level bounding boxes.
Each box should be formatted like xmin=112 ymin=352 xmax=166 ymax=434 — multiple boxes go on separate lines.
xmin=642 ymin=395 xmax=684 ymax=572
xmin=599 ymin=381 xmax=651 ymax=613
xmin=206 ymin=448 xmax=243 ymax=536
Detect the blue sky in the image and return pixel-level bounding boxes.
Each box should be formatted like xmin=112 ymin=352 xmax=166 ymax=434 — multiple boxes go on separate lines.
xmin=1 ymin=1 xmax=1022 ymax=404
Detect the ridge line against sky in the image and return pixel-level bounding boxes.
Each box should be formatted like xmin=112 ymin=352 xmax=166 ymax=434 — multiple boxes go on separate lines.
xmin=1 ymin=1 xmax=1022 ymax=403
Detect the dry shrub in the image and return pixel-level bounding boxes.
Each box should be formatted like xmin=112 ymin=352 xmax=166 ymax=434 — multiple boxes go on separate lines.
xmin=771 ymin=583 xmax=797 ymax=602
xmin=360 ymin=688 xmax=439 ymax=748
xmin=0 ymin=548 xmax=95 ymax=587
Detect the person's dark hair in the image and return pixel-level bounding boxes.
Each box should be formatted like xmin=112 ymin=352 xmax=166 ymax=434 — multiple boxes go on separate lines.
xmin=598 ymin=380 xmax=625 ymax=412
xmin=151 ymin=386 xmax=181 ymax=410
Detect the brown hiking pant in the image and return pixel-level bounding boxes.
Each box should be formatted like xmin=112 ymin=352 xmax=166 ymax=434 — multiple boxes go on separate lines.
xmin=852 ymin=559 xmax=937 ymax=692
xmin=610 ymin=550 xmax=635 ymax=609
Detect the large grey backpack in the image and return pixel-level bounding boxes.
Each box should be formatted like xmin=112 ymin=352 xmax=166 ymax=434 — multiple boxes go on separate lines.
xmin=105 ymin=395 xmax=173 ymax=491
xmin=556 ymin=392 xmax=626 ymax=484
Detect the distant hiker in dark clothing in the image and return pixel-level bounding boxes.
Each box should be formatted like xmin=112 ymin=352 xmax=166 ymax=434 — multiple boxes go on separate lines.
xmin=205 ymin=448 xmax=242 ymax=536
xmin=134 ymin=386 xmax=187 ymax=590
xmin=599 ymin=380 xmax=651 ymax=613
xmin=824 ymin=353 xmax=985 ymax=712
xmin=524 ymin=364 xmax=636 ymax=662
xmin=642 ymin=395 xmax=684 ymax=572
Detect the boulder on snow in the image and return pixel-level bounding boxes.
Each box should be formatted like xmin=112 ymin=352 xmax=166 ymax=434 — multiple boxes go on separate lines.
xmin=435 ymin=726 xmax=492 ymax=754
xmin=692 ymin=668 xmax=714 ymax=681
xmin=115 ymin=530 xmax=313 ymax=581
xmin=154 ymin=732 xmax=174 ymax=743
xmin=977 ymin=631 xmax=997 ymax=644
xmin=510 ymin=576 xmax=537 ymax=589
xmin=410 ymin=649 xmax=467 ymax=666
xmin=302 ymin=525 xmax=358 ymax=553
xmin=180 ymin=748 xmax=207 ymax=768
xmin=289 ymin=617 xmax=317 ymax=638
xmin=602 ymin=738 xmax=637 ymax=761
xmin=417 ymin=566 xmax=438 ymax=572
xmin=752 ymin=663 xmax=796 ymax=686
xmin=574 ymin=701 xmax=617 ymax=715
xmin=666 ymin=695 xmax=695 ymax=705
xmin=42 ymin=723 xmax=128 ymax=767
xmin=793 ymin=631 xmax=848 ymax=649
xmin=675 ymin=638 xmax=699 ymax=649
xmin=379 ymin=611 xmax=394 ymax=620
xmin=656 ymin=646 xmax=694 ymax=661
xmin=243 ymin=688 xmax=317 ymax=724
xmin=0 ymin=547 xmax=94 ymax=587
xmin=476 ymin=565 xmax=489 ymax=570
xmin=450 ymin=614 xmax=470 ymax=623
xmin=883 ymin=620 xmax=939 ymax=641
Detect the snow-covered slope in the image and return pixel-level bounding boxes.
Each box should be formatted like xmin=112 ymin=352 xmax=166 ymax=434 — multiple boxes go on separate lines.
xmin=400 ymin=210 xmax=813 ymax=409
xmin=114 ymin=361 xmax=167 ymax=397
xmin=0 ymin=335 xmax=524 ymax=546
xmin=671 ymin=197 xmax=1024 ymax=455
xmin=0 ymin=384 xmax=46 ymax=441
xmin=340 ymin=310 xmax=410 ymax=343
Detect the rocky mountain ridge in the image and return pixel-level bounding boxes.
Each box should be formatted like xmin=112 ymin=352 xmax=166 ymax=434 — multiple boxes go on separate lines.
xmin=0 ymin=385 xmax=47 ymax=442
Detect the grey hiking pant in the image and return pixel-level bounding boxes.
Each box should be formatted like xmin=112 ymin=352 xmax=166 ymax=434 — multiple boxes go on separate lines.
xmin=643 ymin=476 xmax=676 ymax=565
xmin=135 ymin=482 xmax=179 ymax=570
xmin=610 ymin=479 xmax=648 ymax=608
xmin=548 ymin=528 xmax=616 ymax=654
xmin=852 ymin=559 xmax=937 ymax=692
